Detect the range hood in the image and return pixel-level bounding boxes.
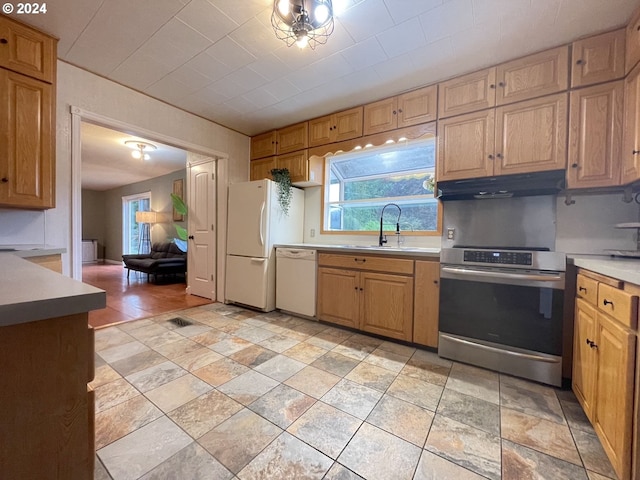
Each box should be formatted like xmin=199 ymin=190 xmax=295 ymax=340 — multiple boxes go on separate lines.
xmin=436 ymin=170 xmax=566 ymax=201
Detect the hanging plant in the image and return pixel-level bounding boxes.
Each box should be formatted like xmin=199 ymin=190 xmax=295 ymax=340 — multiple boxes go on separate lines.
xmin=270 ymin=168 xmax=292 ymax=215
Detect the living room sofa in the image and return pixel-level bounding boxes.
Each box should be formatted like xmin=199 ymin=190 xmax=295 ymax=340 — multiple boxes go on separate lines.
xmin=122 ymin=242 xmax=186 ymax=283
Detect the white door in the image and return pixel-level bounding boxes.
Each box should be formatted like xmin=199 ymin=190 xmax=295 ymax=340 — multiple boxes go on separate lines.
xmin=187 ymin=160 xmax=215 ymax=299
xmin=227 ymin=180 xmax=270 ymax=258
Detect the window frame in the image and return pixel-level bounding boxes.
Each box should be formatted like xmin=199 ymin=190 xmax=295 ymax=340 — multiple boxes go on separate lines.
xmin=319 ymin=135 xmax=442 ymax=237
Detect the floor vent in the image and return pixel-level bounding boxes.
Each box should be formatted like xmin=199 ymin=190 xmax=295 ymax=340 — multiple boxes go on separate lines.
xmin=168 ymin=317 xmax=193 ymax=327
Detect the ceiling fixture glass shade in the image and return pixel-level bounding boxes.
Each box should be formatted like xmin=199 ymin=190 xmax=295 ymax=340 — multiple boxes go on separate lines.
xmin=124 ymin=140 xmax=157 ymax=160
xmin=271 ymin=0 xmax=334 ymax=49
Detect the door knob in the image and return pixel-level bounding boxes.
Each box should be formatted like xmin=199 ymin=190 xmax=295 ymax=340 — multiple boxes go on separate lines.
xmin=188 ymin=235 xmax=194 ymax=240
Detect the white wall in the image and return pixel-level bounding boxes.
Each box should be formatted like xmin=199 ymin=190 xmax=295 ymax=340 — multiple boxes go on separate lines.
xmin=0 ymin=61 xmax=250 ymax=275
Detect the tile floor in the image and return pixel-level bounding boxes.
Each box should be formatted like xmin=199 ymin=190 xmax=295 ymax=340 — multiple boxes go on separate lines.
xmin=93 ymin=304 xmax=618 ymax=480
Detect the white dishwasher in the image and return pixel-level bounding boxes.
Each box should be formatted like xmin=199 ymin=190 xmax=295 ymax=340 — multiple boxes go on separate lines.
xmin=276 ymin=248 xmax=317 ymax=318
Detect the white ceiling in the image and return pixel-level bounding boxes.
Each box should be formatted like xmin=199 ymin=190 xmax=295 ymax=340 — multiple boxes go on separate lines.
xmin=81 ymin=123 xmax=186 ymax=191
xmin=13 ymin=0 xmax=639 ymax=190
xmin=11 ymin=0 xmax=639 ymax=138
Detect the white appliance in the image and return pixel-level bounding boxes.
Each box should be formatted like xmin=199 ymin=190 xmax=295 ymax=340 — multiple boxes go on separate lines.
xmin=225 ymin=179 xmax=304 ymax=311
xmin=276 ymin=248 xmax=317 ymax=317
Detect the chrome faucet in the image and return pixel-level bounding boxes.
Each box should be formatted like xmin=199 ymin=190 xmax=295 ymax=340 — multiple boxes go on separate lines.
xmin=379 ymin=203 xmax=402 ymax=247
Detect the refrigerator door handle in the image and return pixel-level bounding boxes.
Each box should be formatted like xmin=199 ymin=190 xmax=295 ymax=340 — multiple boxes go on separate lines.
xmin=259 ymin=201 xmax=265 ymax=246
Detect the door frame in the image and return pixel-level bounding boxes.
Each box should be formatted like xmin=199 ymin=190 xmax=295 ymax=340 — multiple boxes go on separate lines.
xmin=70 ymin=106 xmax=229 ymax=302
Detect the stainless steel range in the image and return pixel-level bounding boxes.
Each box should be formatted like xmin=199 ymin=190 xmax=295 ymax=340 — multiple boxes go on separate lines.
xmin=438 ymin=246 xmax=566 ymax=386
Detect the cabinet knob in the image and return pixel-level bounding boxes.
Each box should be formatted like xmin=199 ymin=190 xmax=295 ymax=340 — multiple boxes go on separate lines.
xmin=398 ymin=108 xmax=403 ymax=113
xmin=489 ymin=84 xmax=496 ymax=89
xmin=576 ymin=59 xmax=585 ymax=65
xmin=1 ymin=177 xmax=7 ymax=183
xmin=571 ymin=163 xmax=578 ymax=168
xmin=498 ymin=81 xmax=506 ymax=87
xmin=488 ymin=154 xmax=494 ymax=160
xmin=586 ymin=338 xmax=598 ymax=349
xmin=578 ymin=286 xmax=587 ymax=293
xmin=393 ymin=110 xmax=397 ymax=115
xmin=633 ymin=150 xmax=640 ymax=155
xmin=0 ymin=38 xmax=7 ymax=44
xmin=433 ymin=280 xmax=438 ymax=285
xmin=496 ymin=153 xmax=503 ymax=159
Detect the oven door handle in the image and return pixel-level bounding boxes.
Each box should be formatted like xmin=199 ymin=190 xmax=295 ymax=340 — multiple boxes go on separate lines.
xmin=441 ymin=266 xmax=564 ymax=283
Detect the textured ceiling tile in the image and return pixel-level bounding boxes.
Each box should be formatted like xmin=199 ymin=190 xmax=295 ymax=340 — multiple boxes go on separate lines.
xmin=262 ymin=78 xmax=302 ymax=101
xmin=383 ymin=0 xmax=443 ymax=24
xmin=153 ymin=18 xmax=212 ymax=59
xmin=177 ymin=0 xmax=239 ymax=43
xmin=209 ymin=0 xmax=272 ymax=25
xmin=247 ymin=54 xmax=293 ymax=82
xmin=166 ymin=65 xmax=213 ymax=92
xmin=223 ymin=67 xmax=269 ymax=92
xmin=241 ymin=88 xmax=280 ymax=110
xmin=376 ymin=17 xmax=428 ymax=58
xmin=204 ymin=37 xmax=257 ymax=70
xmin=184 ymin=51 xmax=233 ymax=82
xmin=145 ymin=76 xmax=192 ymax=103
xmin=229 ymin=17 xmax=286 ymax=57
xmin=109 ymin=52 xmax=177 ymax=91
xmin=339 ymin=0 xmax=396 ymax=42
xmin=419 ymin=0 xmax=474 ymax=42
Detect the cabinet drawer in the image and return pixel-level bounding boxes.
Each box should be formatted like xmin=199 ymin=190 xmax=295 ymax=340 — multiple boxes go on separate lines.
xmin=577 ymin=273 xmax=598 ymax=305
xmin=598 ymin=283 xmax=638 ymax=329
xmin=318 ymin=253 xmax=414 ymax=275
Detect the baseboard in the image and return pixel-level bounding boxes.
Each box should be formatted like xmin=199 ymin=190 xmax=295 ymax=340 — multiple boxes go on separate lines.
xmin=103 ymin=259 xmax=122 ymax=265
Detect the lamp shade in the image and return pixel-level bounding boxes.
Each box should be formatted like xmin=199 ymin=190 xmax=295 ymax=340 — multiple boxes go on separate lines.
xmin=135 ymin=211 xmax=157 ymax=224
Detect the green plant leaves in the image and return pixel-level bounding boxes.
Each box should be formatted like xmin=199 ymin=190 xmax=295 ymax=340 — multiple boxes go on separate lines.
xmin=171 ymin=193 xmax=188 ymax=216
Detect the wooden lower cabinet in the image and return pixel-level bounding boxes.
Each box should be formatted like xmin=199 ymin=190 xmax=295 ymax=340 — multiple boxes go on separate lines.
xmin=573 ymin=269 xmax=639 ymax=480
xmin=0 ymin=313 xmax=94 ymax=478
xmin=316 ymin=253 xmax=415 ymax=342
xmin=413 ymin=260 xmax=440 ymax=348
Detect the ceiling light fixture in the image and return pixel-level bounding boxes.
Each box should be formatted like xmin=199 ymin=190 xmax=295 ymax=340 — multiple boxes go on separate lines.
xmin=124 ymin=140 xmax=157 ymax=160
xmin=271 ymin=0 xmax=334 ymax=50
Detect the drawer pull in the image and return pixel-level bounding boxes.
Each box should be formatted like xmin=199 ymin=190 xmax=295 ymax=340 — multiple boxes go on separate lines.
xmin=578 ymin=286 xmax=587 ymax=293
xmin=603 ymin=299 xmax=614 ymax=307
xmin=586 ymin=338 xmax=598 ymax=349
xmin=354 ymin=258 xmax=366 ymax=263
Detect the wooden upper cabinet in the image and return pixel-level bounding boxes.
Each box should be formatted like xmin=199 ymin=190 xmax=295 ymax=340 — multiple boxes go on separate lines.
xmin=398 ymin=85 xmax=437 ymax=128
xmin=309 ymin=107 xmax=363 ymax=147
xmin=437 ymin=109 xmax=495 ymax=181
xmin=438 ymin=68 xmax=497 ymax=118
xmin=0 ymin=16 xmax=55 ymax=83
xmin=249 ymin=157 xmax=276 ymax=181
xmin=495 ymin=93 xmax=568 ymax=176
xmin=626 ymin=6 xmax=640 ymax=74
xmin=0 ymin=69 xmax=54 ymax=209
xmin=571 ymin=29 xmax=625 ymax=88
xmin=276 ymin=150 xmax=308 ymax=184
xmin=622 ymin=62 xmax=640 ymax=185
xmin=496 ymin=46 xmax=569 ymax=106
xmin=364 ymin=97 xmax=397 ymax=135
xmin=250 ymin=131 xmax=277 ymax=160
xmin=277 ymin=122 xmax=308 ymax=154
xmin=568 ymin=81 xmax=623 ymax=189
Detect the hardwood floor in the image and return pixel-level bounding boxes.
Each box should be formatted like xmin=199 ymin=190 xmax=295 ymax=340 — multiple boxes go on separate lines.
xmin=83 ymin=263 xmax=211 ymax=329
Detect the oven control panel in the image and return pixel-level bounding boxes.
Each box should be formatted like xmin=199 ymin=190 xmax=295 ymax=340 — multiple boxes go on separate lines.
xmin=463 ymin=250 xmax=532 ymax=265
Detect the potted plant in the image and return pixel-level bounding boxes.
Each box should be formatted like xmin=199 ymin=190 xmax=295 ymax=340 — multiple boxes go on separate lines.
xmin=170 ymin=193 xmax=188 ymax=252
xmin=270 ymin=168 xmax=293 ymax=215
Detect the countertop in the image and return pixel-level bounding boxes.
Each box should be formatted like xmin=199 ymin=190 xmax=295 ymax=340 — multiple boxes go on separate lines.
xmin=0 ymin=253 xmax=106 ymax=327
xmin=275 ymin=243 xmax=441 ymax=258
xmin=0 ymin=244 xmax=66 ymax=258
xmin=568 ymin=254 xmax=640 ymax=285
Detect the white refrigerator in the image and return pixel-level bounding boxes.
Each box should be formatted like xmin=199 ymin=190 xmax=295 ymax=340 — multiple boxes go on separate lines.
xmin=225 ymin=179 xmax=304 ymax=311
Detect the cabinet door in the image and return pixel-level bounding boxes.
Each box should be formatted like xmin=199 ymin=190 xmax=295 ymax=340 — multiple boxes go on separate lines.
xmin=571 ymin=29 xmax=625 ymax=88
xmin=567 ymin=81 xmax=623 ymax=188
xmin=437 ymin=109 xmax=495 ymax=181
xmin=309 ymin=114 xmax=333 ymax=147
xmin=623 ymin=63 xmax=640 ymax=185
xmin=496 ymin=46 xmax=569 ymax=105
xmin=0 ymin=16 xmax=56 ymax=83
xmin=363 ymin=97 xmax=397 ymax=135
xmin=277 ymin=122 xmax=308 ymax=154
xmin=438 ymin=68 xmax=496 ymax=118
xmin=572 ymin=298 xmax=598 ymax=421
xmin=413 ymin=260 xmax=439 ymax=348
xmin=0 ymin=69 xmax=54 ymax=208
xmin=626 ymin=8 xmax=640 ymax=74
xmin=333 ymin=107 xmax=363 ymax=142
xmin=593 ymin=312 xmax=635 ymax=480
xmin=360 ymin=272 xmax=413 ymax=341
xmin=494 ymin=93 xmax=567 ymax=176
xmin=317 ymin=267 xmax=359 ymax=329
xmin=251 ymin=131 xmax=277 ymax=160
xmin=277 ymin=150 xmax=308 ymax=184
xmin=398 ymin=85 xmax=437 ymax=127
xmin=249 ymin=157 xmax=276 ymax=181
